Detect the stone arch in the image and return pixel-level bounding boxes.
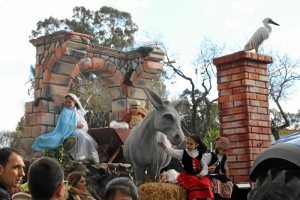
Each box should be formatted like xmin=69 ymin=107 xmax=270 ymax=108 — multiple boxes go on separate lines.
xmin=21 ymin=31 xmax=165 ymax=156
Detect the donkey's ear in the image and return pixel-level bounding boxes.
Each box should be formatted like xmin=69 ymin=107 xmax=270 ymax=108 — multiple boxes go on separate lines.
xmin=142 ymin=87 xmax=163 ymax=110
xmin=172 ymin=98 xmax=185 ymax=111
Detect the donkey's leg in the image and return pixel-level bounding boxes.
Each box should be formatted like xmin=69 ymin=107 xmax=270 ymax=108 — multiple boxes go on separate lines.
xmin=148 ymin=165 xmax=160 ymax=183
xmin=133 ymin=164 xmax=145 ymax=187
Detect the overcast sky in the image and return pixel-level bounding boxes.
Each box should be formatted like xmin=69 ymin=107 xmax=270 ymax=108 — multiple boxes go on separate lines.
xmin=1 ymin=0 xmax=300 ymax=131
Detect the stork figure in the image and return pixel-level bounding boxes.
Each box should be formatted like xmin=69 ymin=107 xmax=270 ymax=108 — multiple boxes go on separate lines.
xmin=244 ymin=17 xmax=280 ymax=53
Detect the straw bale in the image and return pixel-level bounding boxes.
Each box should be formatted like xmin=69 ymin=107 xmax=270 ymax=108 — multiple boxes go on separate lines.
xmin=138 ymin=182 xmax=187 ymax=200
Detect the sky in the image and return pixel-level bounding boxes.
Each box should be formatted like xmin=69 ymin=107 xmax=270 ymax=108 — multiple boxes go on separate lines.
xmin=1 ymin=0 xmax=300 ymax=131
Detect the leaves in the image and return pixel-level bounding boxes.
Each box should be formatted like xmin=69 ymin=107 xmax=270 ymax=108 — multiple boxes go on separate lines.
xmin=30 ymin=6 xmax=138 ymax=50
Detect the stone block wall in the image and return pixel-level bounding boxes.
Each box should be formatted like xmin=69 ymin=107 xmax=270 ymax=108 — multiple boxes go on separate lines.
xmin=18 ymin=31 xmax=165 ymax=158
xmin=213 ymin=51 xmax=273 ymax=183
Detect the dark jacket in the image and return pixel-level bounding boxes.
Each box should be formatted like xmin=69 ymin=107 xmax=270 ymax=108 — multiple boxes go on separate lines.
xmin=208 ymin=152 xmax=230 ymax=183
xmin=208 ymin=152 xmax=227 ymax=174
xmin=182 ymin=149 xmax=203 ymax=174
xmin=0 ymin=182 xmax=12 ymax=200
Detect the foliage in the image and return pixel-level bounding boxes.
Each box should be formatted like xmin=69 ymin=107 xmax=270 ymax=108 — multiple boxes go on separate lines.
xmin=29 ymin=6 xmax=141 ymax=128
xmin=16 ymin=116 xmax=25 ymax=132
xmin=180 ymin=95 xmax=219 ymax=137
xmin=43 ymin=146 xmax=74 ymax=168
xmin=279 ymin=128 xmax=300 ymax=136
xmin=30 ymin=6 xmax=138 ymax=50
xmin=136 ymin=46 xmax=154 ymax=57
xmin=43 ymin=146 xmax=97 ymax=168
xmin=0 ymin=130 xmax=22 ymax=148
xmin=69 ymin=72 xmax=112 ymax=128
xmin=270 ymin=108 xmax=300 ymax=131
xmin=203 ymin=129 xmax=220 ymax=150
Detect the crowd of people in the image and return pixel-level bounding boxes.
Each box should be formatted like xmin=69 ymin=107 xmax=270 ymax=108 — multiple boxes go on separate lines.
xmin=1 ymin=136 xmax=233 ymax=200
xmin=1 ymin=138 xmax=232 ymax=200
xmin=0 ymin=147 xmax=139 ymax=200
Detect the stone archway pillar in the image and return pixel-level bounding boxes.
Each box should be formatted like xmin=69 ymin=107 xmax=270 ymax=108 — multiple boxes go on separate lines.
xmin=213 ymin=51 xmax=273 ymax=182
xmin=16 ymin=31 xmax=165 ymax=159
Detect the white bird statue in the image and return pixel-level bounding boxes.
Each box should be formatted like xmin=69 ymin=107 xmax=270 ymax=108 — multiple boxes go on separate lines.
xmin=244 ymin=17 xmax=280 ymax=53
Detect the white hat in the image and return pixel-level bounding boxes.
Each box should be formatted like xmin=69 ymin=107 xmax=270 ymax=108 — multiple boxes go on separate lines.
xmin=130 ymin=100 xmax=140 ymax=106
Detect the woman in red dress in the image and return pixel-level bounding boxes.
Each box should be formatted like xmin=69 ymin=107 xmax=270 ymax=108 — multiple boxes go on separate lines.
xmin=158 ymin=134 xmax=214 ymax=200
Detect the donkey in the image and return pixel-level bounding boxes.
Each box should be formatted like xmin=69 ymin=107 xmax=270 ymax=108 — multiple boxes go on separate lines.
xmin=123 ymin=87 xmax=185 ymax=186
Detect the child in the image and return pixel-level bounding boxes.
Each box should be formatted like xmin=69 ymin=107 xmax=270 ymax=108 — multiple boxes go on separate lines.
xmin=157 ymin=134 xmax=214 ymax=200
xmin=32 ymin=93 xmax=99 ymax=163
xmin=103 ymin=177 xmax=139 ymax=200
xmin=120 ymin=100 xmax=147 ymax=129
xmin=202 ymin=137 xmax=233 ymax=200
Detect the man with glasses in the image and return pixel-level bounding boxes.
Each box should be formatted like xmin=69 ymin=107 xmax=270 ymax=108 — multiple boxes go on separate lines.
xmin=120 ymin=100 xmax=146 ymax=129
xmin=28 ymin=157 xmax=69 ymax=200
xmin=0 ymin=147 xmax=25 ymax=200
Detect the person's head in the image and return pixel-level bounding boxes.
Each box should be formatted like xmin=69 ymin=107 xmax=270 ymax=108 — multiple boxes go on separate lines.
xmin=67 ymin=171 xmax=87 ymax=192
xmin=28 ymin=157 xmax=68 ymax=200
xmin=186 ymin=134 xmax=207 ymax=153
xmin=214 ymin=136 xmax=230 ymax=155
xmin=130 ymin=100 xmax=140 ymax=115
xmin=65 ymin=94 xmax=78 ymax=109
xmin=0 ymin=147 xmax=25 ymax=188
xmin=104 ymin=177 xmax=139 ymax=200
xmin=65 ymin=93 xmax=87 ymax=115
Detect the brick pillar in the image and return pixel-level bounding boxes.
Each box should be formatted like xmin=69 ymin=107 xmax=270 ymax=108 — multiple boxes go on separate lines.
xmin=213 ymin=51 xmax=273 ymax=183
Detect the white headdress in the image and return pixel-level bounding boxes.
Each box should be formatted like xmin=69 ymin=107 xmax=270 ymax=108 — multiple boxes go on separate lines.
xmin=66 ymin=93 xmax=87 ymax=115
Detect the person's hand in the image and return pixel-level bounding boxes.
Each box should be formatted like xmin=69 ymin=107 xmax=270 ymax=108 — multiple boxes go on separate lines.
xmin=208 ymin=166 xmax=216 ymax=173
xmin=197 ymin=174 xmax=204 ymax=178
xmin=157 ymin=141 xmax=166 ymax=149
xmin=77 ymin=124 xmax=84 ymax=129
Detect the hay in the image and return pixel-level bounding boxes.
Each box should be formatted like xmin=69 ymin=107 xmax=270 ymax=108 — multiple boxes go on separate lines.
xmin=138 ymin=182 xmax=187 ymax=200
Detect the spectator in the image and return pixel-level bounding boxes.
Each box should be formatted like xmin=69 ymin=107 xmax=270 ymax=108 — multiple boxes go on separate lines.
xmin=0 ymin=147 xmax=25 ymax=200
xmin=32 ymin=93 xmax=99 ymax=163
xmin=66 ymin=171 xmax=95 ymax=200
xmin=158 ymin=134 xmax=214 ymax=200
xmin=28 ymin=157 xmax=69 ymax=200
xmin=202 ymin=137 xmax=233 ymax=200
xmin=103 ymin=177 xmax=139 ymax=200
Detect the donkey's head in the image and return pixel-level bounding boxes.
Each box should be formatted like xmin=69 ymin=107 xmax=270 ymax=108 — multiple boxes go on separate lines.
xmin=143 ymin=87 xmax=185 ymax=145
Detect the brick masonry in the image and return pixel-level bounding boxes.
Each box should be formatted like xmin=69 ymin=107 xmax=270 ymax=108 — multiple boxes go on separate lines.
xmin=213 ymin=51 xmax=273 ymax=183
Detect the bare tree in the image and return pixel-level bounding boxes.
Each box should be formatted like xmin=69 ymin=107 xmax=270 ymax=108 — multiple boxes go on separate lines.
xmin=145 ymin=37 xmax=223 ymax=139
xmin=268 ymin=52 xmax=300 ymax=140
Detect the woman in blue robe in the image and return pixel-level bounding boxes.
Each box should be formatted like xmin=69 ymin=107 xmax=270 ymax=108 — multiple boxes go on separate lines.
xmin=32 ymin=93 xmax=99 ymax=163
